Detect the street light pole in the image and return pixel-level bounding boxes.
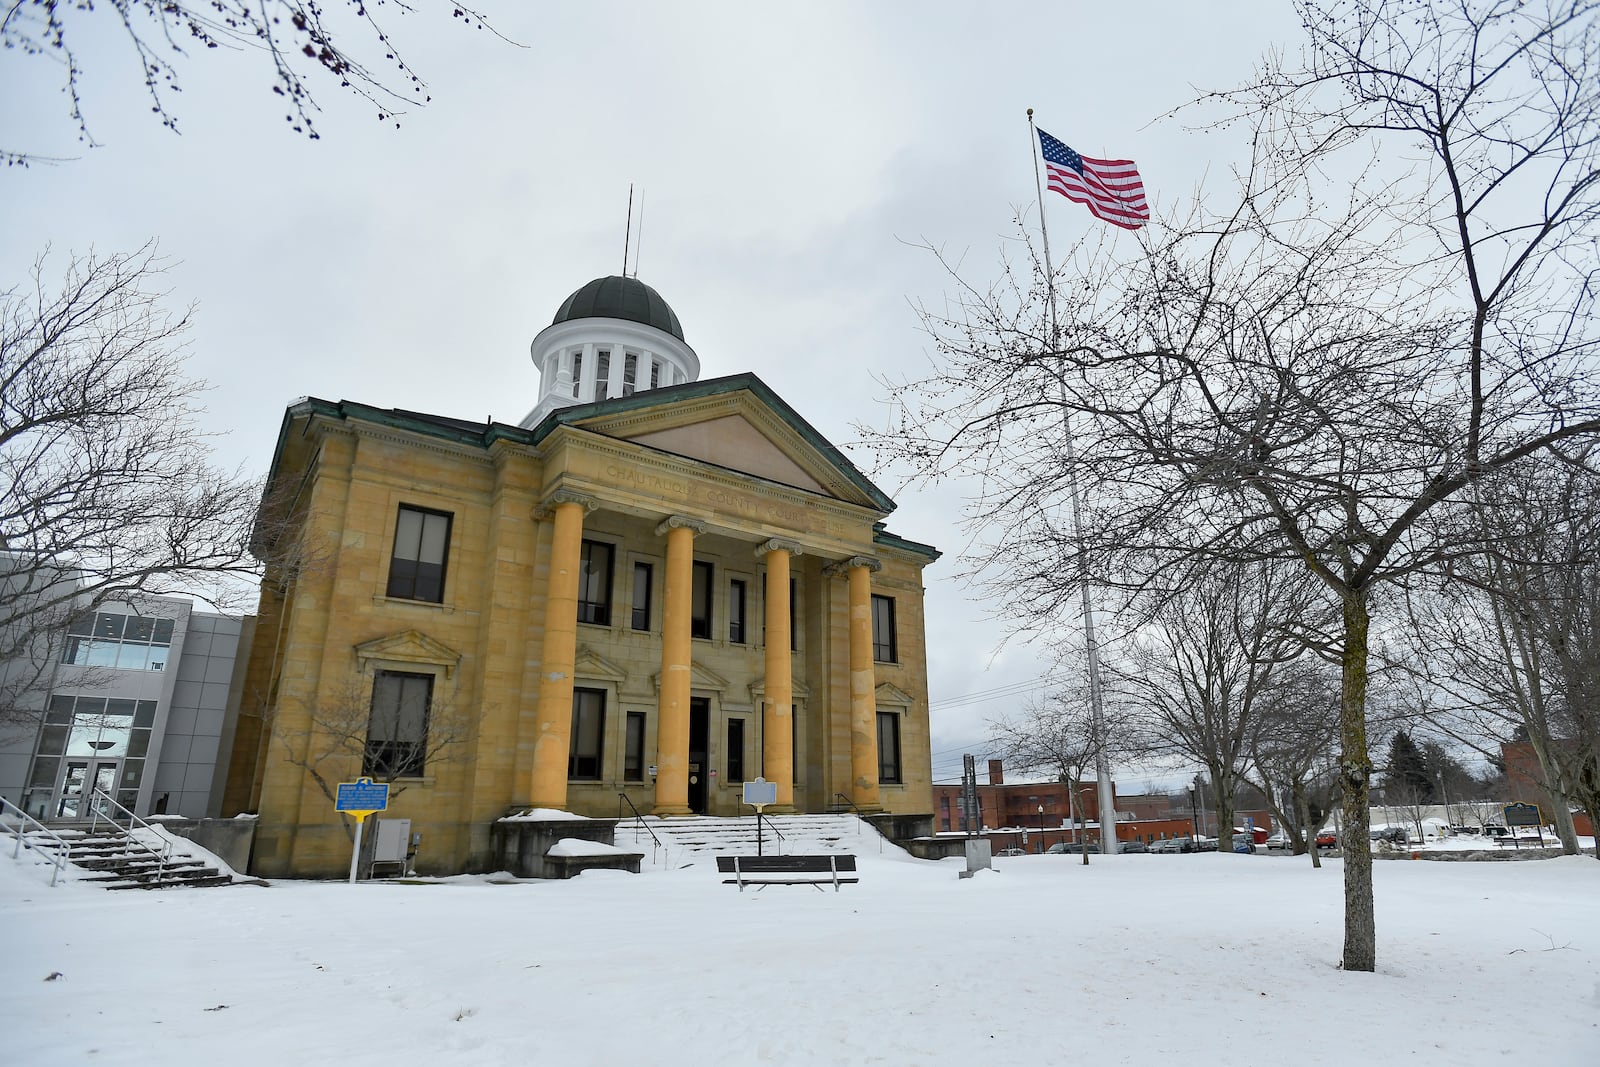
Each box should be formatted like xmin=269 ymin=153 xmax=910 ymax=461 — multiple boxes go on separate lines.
xmin=1038 ymin=804 xmax=1046 ymax=854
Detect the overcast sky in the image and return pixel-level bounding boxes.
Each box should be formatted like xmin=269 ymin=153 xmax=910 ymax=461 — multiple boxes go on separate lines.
xmin=1 ymin=2 xmax=1307 ymax=789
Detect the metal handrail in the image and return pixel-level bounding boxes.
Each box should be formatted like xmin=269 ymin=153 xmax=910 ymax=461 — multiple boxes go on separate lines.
xmin=89 ymin=789 xmax=172 ymax=882
xmin=0 ymin=795 xmax=71 ymax=887
xmin=616 ymin=793 xmax=666 ymax=866
xmin=832 ymin=793 xmax=883 ymax=852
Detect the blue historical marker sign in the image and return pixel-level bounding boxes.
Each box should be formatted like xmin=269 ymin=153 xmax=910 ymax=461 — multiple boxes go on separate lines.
xmin=336 ymin=777 xmax=390 ymax=815
xmin=1503 ymin=802 xmax=1541 ymax=827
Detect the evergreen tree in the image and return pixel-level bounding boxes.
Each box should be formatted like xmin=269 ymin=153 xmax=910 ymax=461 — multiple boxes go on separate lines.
xmin=1385 ymin=731 xmax=1435 ymax=804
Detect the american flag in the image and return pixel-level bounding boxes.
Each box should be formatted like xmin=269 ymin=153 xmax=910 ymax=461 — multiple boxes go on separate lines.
xmin=1037 ymin=128 xmax=1148 ymax=230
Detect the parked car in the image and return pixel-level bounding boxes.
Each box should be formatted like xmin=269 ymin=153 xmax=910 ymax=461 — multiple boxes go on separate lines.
xmin=1149 ymin=838 xmax=1189 ymax=854
xmin=1046 ymin=842 xmax=1091 ymax=855
xmin=1369 ymin=826 xmax=1408 ymax=845
xmin=1195 ymin=837 xmax=1219 ymax=852
xmin=1120 ymin=840 xmax=1149 ymax=853
xmin=1315 ymin=831 xmax=1338 ymax=849
xmin=995 ymin=847 xmax=1027 ymax=857
xmin=1265 ymin=832 xmax=1292 ymax=851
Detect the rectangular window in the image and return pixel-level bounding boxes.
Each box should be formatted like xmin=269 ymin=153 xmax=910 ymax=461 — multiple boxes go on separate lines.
xmin=622 ymin=352 xmax=638 ymax=396
xmin=578 ymin=540 xmax=614 ymax=625
xmin=572 ymin=350 xmax=583 ymax=397
xmin=365 ymin=671 xmax=432 ymax=778
xmin=60 ymin=612 xmax=175 ymax=671
xmin=631 ymin=562 xmax=653 ymax=631
xmin=387 ymin=505 xmax=452 ymax=603
xmin=877 ymin=710 xmax=902 ymax=784
xmin=691 ymin=560 xmax=713 ymax=639
xmin=569 ymin=688 xmax=606 ymax=780
xmin=728 ymin=579 xmax=747 ymax=644
xmin=624 ymin=711 xmax=646 ymax=782
xmin=871 ymin=594 xmax=897 ymax=663
xmin=650 ymin=361 xmax=661 ymax=389
xmin=727 ymin=717 xmax=745 ymax=782
xmin=595 ymin=348 xmax=611 ymax=400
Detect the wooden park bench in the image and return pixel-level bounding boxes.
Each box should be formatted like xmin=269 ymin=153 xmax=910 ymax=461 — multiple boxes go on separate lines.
xmin=716 ymin=854 xmax=858 ymax=892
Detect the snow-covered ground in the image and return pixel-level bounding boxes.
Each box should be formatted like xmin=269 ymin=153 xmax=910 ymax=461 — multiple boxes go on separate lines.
xmin=3 ymin=827 xmax=1597 ymax=1066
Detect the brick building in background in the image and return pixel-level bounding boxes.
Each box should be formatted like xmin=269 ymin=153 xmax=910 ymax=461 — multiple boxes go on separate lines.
xmin=929 ymin=759 xmax=1226 ymax=850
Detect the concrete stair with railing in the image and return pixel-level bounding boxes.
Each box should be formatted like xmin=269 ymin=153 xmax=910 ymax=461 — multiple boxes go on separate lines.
xmin=49 ymin=824 xmax=237 ymax=890
xmin=613 ymin=812 xmax=885 ymax=869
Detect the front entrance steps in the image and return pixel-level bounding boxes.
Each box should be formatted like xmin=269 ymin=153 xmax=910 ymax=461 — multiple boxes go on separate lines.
xmin=612 ymin=813 xmax=877 ymax=864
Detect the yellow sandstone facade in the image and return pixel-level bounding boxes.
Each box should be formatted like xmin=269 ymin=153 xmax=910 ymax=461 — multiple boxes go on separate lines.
xmin=222 ymin=278 xmax=938 ymax=877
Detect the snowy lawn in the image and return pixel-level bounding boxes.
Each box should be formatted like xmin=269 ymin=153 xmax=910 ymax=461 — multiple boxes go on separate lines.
xmin=3 ymin=846 xmax=1597 ymax=1066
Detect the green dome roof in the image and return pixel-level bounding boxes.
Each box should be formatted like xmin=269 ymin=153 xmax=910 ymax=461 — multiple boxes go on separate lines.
xmin=551 ymin=276 xmax=685 ymax=342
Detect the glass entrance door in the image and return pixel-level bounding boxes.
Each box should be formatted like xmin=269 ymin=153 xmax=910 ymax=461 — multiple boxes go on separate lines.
xmin=56 ymin=760 xmax=119 ymax=819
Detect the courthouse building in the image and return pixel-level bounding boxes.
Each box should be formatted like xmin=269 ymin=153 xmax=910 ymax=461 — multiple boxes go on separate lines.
xmin=222 ymin=276 xmax=939 ymax=877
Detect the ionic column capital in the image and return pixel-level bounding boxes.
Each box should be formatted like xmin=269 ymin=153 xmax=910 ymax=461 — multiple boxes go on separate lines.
xmin=822 ymin=554 xmax=881 ymax=578
xmin=533 ymin=489 xmax=599 ymax=519
xmin=755 ymin=538 xmax=804 ymax=559
xmin=655 ymin=514 xmax=707 ymax=537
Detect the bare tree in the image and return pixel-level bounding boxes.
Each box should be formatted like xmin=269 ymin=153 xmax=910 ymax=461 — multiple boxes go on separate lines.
xmin=1 ymin=244 xmax=259 ymax=730
xmin=988 ymin=674 xmax=1125 ymax=864
xmin=3 ymin=1 xmax=508 ymax=165
xmin=267 ymin=670 xmax=477 ymax=842
xmin=1245 ymin=659 xmax=1340 ymax=864
xmin=1111 ymin=564 xmax=1318 ymax=855
xmin=868 ymin=2 xmax=1600 ymax=971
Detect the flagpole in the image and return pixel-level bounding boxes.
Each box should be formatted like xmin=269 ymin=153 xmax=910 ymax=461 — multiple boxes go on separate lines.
xmin=1027 ymin=109 xmax=1118 ymax=855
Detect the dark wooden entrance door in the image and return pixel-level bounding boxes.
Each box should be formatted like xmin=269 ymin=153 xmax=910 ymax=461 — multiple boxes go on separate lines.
xmin=688 ymin=698 xmax=710 ymax=814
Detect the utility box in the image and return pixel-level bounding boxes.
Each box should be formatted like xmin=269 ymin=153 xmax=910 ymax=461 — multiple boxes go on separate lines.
xmin=370 ymin=817 xmax=411 ymax=877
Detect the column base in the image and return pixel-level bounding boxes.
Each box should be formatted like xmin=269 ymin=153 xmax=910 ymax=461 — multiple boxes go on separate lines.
xmin=652 ymin=803 xmax=694 ymax=817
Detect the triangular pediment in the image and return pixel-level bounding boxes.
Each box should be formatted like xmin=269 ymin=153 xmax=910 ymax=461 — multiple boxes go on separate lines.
xmin=649 ymin=662 xmax=731 ymax=694
xmin=574 ymin=646 xmax=628 ymax=683
xmin=354 ymin=630 xmax=462 ymax=677
xmin=748 ymin=676 xmax=813 ymax=702
xmin=874 ymin=682 xmax=916 ymax=707
xmin=556 ymin=375 xmax=893 ymax=511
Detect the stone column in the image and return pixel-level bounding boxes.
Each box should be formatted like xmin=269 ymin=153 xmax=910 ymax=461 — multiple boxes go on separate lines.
xmin=759 ymin=539 xmax=803 ymax=811
xmin=529 ymin=491 xmax=595 ymax=810
xmin=654 ymin=515 xmax=705 ymax=815
xmin=843 ymin=556 xmax=883 ymax=812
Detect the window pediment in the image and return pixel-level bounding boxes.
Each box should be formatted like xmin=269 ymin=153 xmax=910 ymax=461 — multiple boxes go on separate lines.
xmin=874 ymin=681 xmax=916 ymax=707
xmin=575 ymin=646 xmax=628 ymax=683
xmin=354 ymin=630 xmax=462 ymax=677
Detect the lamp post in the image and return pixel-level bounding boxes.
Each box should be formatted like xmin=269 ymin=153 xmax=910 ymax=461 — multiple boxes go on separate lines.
xmin=1038 ymin=804 xmax=1046 ymax=853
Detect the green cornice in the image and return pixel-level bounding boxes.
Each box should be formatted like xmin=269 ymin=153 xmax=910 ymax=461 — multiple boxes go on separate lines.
xmin=872 ymin=523 xmax=942 ymax=562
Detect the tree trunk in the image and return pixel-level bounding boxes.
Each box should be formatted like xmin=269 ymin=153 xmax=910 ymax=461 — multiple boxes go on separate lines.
xmin=1340 ymin=589 xmax=1376 ymax=971
xmin=1212 ymin=764 xmax=1236 ymax=854
xmin=1069 ymin=780 xmax=1089 ymax=865
xmin=1524 ymin=733 xmax=1581 ymax=853
xmin=1299 ymin=784 xmax=1321 ymax=869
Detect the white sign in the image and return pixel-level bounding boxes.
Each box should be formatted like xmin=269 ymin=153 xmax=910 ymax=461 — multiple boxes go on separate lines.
xmin=742 ymin=777 xmax=778 ymax=809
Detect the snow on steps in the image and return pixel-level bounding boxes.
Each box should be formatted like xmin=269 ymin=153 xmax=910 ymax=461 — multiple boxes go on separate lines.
xmin=612 ymin=813 xmax=883 ymax=868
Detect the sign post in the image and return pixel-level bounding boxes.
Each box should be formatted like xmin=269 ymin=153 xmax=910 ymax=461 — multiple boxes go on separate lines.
xmin=742 ymin=777 xmax=778 ymax=856
xmin=335 ymin=776 xmax=390 ymax=883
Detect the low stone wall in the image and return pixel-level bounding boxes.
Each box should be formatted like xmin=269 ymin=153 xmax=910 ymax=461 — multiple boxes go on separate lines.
xmin=492 ymin=816 xmax=624 ymax=879
xmin=901 ymin=836 xmax=970 ymax=861
xmin=156 ymin=817 xmax=257 ymax=873
xmin=1374 ymin=845 xmax=1595 ymax=861
xmin=865 ymin=812 xmax=934 ymax=845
